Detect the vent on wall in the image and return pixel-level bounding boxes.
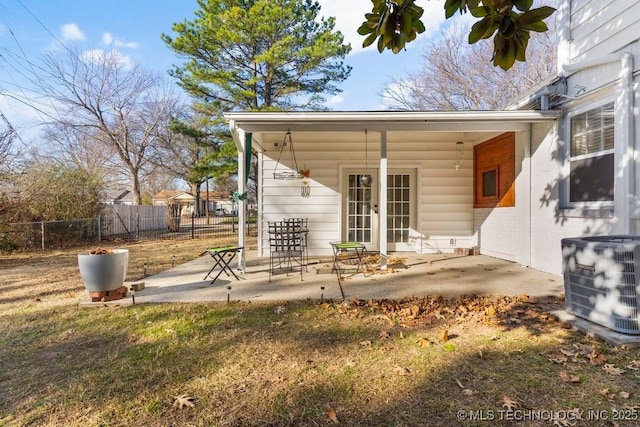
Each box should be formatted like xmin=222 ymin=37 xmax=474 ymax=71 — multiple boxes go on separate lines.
xmin=562 ymin=235 xmax=640 ymax=334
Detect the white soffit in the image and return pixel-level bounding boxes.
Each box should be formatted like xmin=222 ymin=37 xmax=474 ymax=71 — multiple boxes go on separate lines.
xmin=224 ymin=110 xmax=560 ymax=133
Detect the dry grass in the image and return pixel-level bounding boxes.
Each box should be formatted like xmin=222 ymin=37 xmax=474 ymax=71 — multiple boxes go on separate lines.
xmin=1 ymin=238 xmax=640 ymax=426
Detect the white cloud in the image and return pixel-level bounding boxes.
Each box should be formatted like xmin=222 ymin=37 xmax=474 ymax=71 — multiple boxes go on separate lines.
xmin=102 ymin=32 xmax=114 ymax=46
xmin=316 ymin=0 xmax=448 ymax=54
xmin=325 ymin=93 xmax=344 ymax=107
xmin=114 ymin=39 xmax=140 ymax=49
xmin=102 ymin=31 xmax=140 ymax=49
xmin=81 ymin=48 xmax=134 ymax=69
xmin=61 ymin=23 xmax=86 ymax=41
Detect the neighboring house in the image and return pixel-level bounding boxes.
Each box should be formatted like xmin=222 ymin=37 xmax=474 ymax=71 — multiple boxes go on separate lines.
xmin=152 ymin=189 xmax=234 ymax=215
xmin=225 ymin=0 xmax=640 ymax=276
xmin=201 ymin=190 xmax=235 ymax=215
xmin=101 ymin=189 xmax=134 ymax=205
xmin=152 ymin=190 xmax=196 ymax=214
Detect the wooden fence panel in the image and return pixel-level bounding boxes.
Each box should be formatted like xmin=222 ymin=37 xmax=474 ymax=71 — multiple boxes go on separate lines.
xmin=101 ymin=205 xmax=166 ymax=237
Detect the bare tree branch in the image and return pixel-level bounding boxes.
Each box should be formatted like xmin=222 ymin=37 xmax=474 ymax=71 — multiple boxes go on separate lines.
xmin=39 ymin=47 xmax=182 ymax=204
xmin=381 ymin=6 xmax=557 ymax=111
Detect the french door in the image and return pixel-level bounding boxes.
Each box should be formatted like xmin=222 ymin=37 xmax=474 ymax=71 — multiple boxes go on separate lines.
xmin=343 ymin=169 xmax=415 ymax=251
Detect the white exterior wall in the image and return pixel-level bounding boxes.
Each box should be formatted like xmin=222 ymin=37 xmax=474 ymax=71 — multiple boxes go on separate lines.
xmin=392 ymin=138 xmax=475 ymax=254
xmin=527 ymin=122 xmax=616 ymax=275
xmin=259 ymin=149 xmax=341 ymax=258
xmin=474 ymin=208 xmax=517 ymax=261
xmin=471 ymin=131 xmax=529 ymax=264
xmin=568 ymin=0 xmax=640 ymax=64
xmin=257 ymin=132 xmax=476 ymax=257
xmin=523 ymin=0 xmax=640 ymax=275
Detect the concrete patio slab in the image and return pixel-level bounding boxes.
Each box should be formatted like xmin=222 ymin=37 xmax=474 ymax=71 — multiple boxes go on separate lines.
xmin=552 ymin=310 xmax=640 ymax=348
xmin=84 ymin=250 xmax=564 ymax=306
xmin=79 ymin=247 xmax=640 ymax=348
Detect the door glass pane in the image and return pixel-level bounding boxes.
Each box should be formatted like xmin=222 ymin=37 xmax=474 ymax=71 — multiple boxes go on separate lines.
xmin=387 ymin=173 xmax=411 ymax=243
xmin=347 ymin=173 xmax=372 ymax=244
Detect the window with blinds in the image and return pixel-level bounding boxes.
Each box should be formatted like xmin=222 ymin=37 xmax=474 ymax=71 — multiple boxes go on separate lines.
xmin=569 ymin=102 xmax=615 ymax=203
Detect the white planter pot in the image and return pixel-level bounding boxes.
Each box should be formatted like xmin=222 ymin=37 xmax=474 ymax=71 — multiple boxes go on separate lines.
xmin=78 ymin=249 xmax=129 ymax=292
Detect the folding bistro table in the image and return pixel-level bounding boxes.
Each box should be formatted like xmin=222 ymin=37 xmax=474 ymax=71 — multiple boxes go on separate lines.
xmin=330 ymin=241 xmax=367 ymax=278
xmin=203 ymin=246 xmax=243 ymax=284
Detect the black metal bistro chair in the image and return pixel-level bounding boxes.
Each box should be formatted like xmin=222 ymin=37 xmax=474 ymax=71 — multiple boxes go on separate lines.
xmin=268 ymin=221 xmax=306 ymax=281
xmin=283 ymin=217 xmax=308 ymax=269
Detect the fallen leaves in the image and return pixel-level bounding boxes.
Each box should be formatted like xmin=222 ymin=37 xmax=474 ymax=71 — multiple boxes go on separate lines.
xmin=455 ymin=378 xmax=474 ymax=396
xmin=603 ymin=364 xmax=626 ymax=376
xmin=89 ymin=247 xmax=114 ymax=255
xmin=416 ymin=337 xmax=431 ymax=348
xmin=443 ymin=343 xmax=455 ymax=352
xmin=599 ymin=388 xmax=632 ymax=400
xmin=325 ymin=405 xmax=339 ymax=424
xmin=626 ymin=360 xmax=640 ymax=371
xmin=393 ymin=365 xmax=410 ymax=376
xmin=501 ymin=395 xmax=519 ymax=410
xmin=267 ymin=376 xmax=286 ymax=385
xmin=329 ymin=294 xmax=563 ymax=331
xmin=485 ymin=305 xmax=496 ymax=317
xmin=588 ymin=349 xmax=607 ymax=366
xmin=173 ymin=394 xmax=195 ymax=409
xmin=559 ymin=371 xmax=580 ymax=383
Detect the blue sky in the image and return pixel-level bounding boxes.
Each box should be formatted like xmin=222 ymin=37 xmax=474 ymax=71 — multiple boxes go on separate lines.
xmin=0 ymin=0 xmax=452 ymax=138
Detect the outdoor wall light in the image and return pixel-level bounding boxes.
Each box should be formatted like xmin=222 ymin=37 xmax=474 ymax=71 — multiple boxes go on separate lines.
xmin=455 ymin=141 xmax=464 ymax=171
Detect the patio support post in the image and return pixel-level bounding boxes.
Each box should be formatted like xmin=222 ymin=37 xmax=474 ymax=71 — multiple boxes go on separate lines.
xmin=234 ymin=126 xmax=247 ymax=272
xmin=516 ymin=128 xmax=532 ymax=267
xmin=379 ymin=131 xmax=388 ymax=270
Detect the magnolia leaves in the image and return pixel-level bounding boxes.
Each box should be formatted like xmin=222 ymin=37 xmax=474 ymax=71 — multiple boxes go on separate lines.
xmin=466 ymin=2 xmax=555 ymax=70
xmin=361 ymin=0 xmax=555 ymax=70
xmin=358 ymin=0 xmax=426 ymax=54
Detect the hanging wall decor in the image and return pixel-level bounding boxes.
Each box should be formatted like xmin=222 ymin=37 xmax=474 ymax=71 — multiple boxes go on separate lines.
xmin=301 ymin=179 xmax=311 ymax=197
xmin=273 ymin=131 xmax=303 ymax=180
xmin=300 ymin=167 xmax=311 ymax=197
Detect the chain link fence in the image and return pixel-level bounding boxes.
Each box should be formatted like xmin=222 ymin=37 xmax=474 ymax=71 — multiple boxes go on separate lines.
xmin=1 ymin=211 xmax=257 ymax=252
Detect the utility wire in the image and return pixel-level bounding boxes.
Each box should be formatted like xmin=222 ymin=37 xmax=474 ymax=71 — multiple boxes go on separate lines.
xmin=0 ymin=0 xmax=74 ymax=136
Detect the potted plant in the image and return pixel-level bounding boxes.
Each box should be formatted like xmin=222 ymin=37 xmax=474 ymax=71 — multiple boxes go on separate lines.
xmin=78 ymin=248 xmax=129 ymax=292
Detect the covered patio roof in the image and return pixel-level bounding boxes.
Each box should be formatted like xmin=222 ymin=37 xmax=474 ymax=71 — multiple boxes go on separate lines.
xmin=225 ymin=110 xmax=561 ymax=136
xmin=224 ymin=110 xmax=561 ymax=272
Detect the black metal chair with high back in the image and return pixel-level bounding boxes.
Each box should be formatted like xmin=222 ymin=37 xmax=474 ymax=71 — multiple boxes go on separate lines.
xmin=268 ymin=221 xmax=305 ymax=282
xmin=283 ymin=217 xmax=308 ymax=269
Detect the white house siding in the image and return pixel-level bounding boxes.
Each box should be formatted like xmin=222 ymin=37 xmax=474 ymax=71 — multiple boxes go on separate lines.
xmin=527 ymin=0 xmax=640 ymax=275
xmin=568 ymin=0 xmax=640 ymax=64
xmin=259 ymin=159 xmax=341 ymax=258
xmin=257 ymin=132 xmax=476 ymax=257
xmin=471 ymin=131 xmax=526 ymax=263
xmin=527 ymin=122 xmax=616 ymax=275
xmin=560 ymin=1 xmax=640 ymax=104
xmin=473 ymin=208 xmax=517 ymax=261
xmin=408 ymin=141 xmax=475 ymax=253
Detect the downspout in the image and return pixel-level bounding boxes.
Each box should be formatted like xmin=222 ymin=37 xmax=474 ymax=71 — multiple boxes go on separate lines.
xmin=562 ymin=52 xmax=635 ymax=234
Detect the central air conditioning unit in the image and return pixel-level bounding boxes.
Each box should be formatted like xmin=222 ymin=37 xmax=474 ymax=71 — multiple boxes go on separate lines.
xmin=562 ymin=235 xmax=640 ymax=334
